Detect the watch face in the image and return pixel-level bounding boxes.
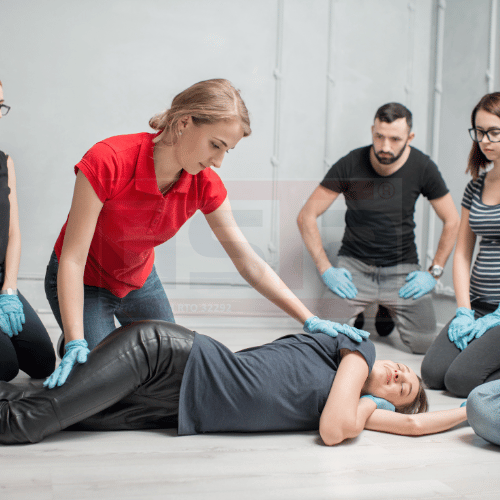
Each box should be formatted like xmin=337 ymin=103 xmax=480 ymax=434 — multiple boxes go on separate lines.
xmin=431 ymin=266 xmax=443 ymax=278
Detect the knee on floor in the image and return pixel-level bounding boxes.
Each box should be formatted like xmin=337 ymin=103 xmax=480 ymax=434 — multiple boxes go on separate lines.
xmin=444 ymin=367 xmax=482 ymax=398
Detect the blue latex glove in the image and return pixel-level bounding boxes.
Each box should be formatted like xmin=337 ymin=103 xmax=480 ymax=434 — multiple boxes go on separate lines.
xmin=43 ymin=339 xmax=90 ymax=389
xmin=0 ymin=294 xmax=25 ymax=337
xmin=321 ymin=267 xmax=358 ymax=299
xmin=465 ymin=304 xmax=500 ymax=344
xmin=398 ymin=271 xmax=437 ymax=300
xmin=361 ymin=395 xmax=396 ymax=411
xmin=447 ymin=307 xmax=475 ymax=351
xmin=460 ymin=401 xmax=467 ymax=408
xmin=303 ymin=316 xmax=370 ymax=343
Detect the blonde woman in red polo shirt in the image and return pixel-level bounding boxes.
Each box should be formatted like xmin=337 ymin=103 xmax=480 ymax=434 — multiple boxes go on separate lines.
xmin=43 ymin=79 xmax=369 ymax=388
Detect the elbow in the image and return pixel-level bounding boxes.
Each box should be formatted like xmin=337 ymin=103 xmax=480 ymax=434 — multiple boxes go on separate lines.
xmin=403 ymin=415 xmax=424 ymax=436
xmin=320 ymin=429 xmax=344 ymax=446
xmin=297 ymin=209 xmax=305 ymax=231
xmin=320 ymin=422 xmax=361 ymax=446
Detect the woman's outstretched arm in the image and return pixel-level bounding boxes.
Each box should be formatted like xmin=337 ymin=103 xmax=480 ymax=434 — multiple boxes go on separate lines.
xmin=205 ymin=197 xmax=314 ymax=324
xmin=364 ymin=406 xmax=467 ymax=436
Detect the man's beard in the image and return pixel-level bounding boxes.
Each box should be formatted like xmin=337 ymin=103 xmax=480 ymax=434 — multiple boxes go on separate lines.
xmin=373 ymin=140 xmax=408 ymax=165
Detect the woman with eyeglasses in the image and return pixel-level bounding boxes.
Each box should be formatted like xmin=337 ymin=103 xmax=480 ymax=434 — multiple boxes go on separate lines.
xmin=43 ymin=78 xmax=366 ymax=389
xmin=0 ymin=80 xmax=56 ymax=381
xmin=422 ymin=92 xmax=500 ymax=398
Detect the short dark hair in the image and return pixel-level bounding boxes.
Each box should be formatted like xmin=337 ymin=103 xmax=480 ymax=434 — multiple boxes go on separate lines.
xmin=467 ymin=92 xmax=500 ymax=180
xmin=374 ymin=102 xmax=413 ymax=131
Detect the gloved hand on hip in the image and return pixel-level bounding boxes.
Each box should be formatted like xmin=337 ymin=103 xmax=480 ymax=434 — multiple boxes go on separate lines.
xmin=361 ymin=395 xmax=396 ymax=411
xmin=303 ymin=316 xmax=369 ymax=343
xmin=465 ymin=304 xmax=500 ymax=344
xmin=399 ymin=270 xmax=437 ymax=300
xmin=43 ymin=339 xmax=90 ymax=389
xmin=0 ymin=294 xmax=25 ymax=337
xmin=447 ymin=307 xmax=475 ymax=351
xmin=321 ymin=267 xmax=358 ymax=299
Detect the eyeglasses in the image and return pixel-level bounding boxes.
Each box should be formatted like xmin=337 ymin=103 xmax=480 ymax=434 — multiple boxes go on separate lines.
xmin=469 ymin=127 xmax=500 ymax=143
xmin=0 ymin=104 xmax=10 ymax=116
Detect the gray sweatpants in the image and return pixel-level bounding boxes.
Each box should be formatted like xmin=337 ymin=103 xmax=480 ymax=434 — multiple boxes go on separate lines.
xmin=319 ymin=256 xmax=437 ymax=354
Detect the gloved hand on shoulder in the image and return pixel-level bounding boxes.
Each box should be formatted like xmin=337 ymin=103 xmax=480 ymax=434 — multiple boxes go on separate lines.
xmin=303 ymin=316 xmax=369 ymax=343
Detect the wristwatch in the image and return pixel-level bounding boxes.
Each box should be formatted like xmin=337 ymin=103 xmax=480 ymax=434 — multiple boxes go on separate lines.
xmin=0 ymin=288 xmax=18 ymax=295
xmin=429 ymin=265 xmax=444 ymax=279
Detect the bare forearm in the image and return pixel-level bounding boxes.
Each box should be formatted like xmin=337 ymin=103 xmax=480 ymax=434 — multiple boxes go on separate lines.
xmin=297 ymin=214 xmax=332 ymax=275
xmin=57 ymin=257 xmax=86 ymax=342
xmin=432 ymin=220 xmax=460 ymax=269
xmin=364 ymin=407 xmax=467 ymax=436
xmin=233 ymin=251 xmax=312 ymax=323
xmin=2 ymin=231 xmax=21 ymax=290
xmin=453 ymin=253 xmax=473 ymax=309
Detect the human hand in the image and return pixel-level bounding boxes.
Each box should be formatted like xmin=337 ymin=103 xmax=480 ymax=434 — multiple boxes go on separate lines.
xmin=0 ymin=294 xmax=25 ymax=337
xmin=361 ymin=394 xmax=396 ymax=411
xmin=466 ymin=305 xmax=500 ymax=343
xmin=398 ymin=271 xmax=437 ymax=300
xmin=321 ymin=267 xmax=358 ymax=299
xmin=303 ymin=316 xmax=369 ymax=343
xmin=43 ymin=339 xmax=90 ymax=389
xmin=447 ymin=307 xmax=475 ymax=351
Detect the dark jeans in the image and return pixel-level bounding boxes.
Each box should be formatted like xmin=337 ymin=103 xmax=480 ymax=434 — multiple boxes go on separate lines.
xmin=421 ymin=299 xmax=500 ymax=397
xmin=0 ymin=287 xmax=56 ymax=382
xmin=0 ymin=321 xmax=194 ymax=444
xmin=44 ymin=251 xmax=175 ymax=350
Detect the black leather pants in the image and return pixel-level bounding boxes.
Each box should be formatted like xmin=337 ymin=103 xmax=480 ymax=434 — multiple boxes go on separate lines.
xmin=0 ymin=321 xmax=194 ymax=444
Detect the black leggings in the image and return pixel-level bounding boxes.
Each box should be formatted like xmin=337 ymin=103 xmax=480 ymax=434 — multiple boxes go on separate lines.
xmin=421 ymin=300 xmax=500 ymax=397
xmin=0 ymin=321 xmax=194 ymax=444
xmin=0 ymin=290 xmax=56 ymax=381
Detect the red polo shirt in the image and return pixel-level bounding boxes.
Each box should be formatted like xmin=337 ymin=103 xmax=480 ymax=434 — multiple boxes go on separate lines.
xmin=54 ymin=132 xmax=227 ymax=297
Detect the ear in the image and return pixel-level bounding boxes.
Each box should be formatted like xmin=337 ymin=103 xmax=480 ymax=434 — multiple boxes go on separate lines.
xmin=407 ymin=131 xmax=415 ymax=145
xmin=179 ymin=115 xmax=192 ymax=130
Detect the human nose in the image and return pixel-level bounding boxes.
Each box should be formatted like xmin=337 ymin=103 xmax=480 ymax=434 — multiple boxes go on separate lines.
xmin=210 ymin=150 xmax=225 ymax=168
xmin=480 ymin=133 xmax=491 ymax=144
xmin=380 ymin=138 xmax=392 ymax=151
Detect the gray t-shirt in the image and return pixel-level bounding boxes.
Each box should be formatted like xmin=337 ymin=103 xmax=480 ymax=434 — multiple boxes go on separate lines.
xmin=177 ymin=332 xmax=376 ymax=435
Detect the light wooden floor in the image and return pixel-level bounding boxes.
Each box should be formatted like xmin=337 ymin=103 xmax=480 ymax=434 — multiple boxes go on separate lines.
xmin=2 ymin=314 xmax=500 ymax=500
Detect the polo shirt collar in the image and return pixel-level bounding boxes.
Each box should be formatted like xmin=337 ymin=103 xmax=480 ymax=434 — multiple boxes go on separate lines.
xmin=135 ymin=132 xmax=193 ymax=196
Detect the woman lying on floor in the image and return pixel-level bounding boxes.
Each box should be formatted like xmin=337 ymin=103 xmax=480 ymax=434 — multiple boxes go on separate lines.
xmin=0 ymin=320 xmax=467 ymax=445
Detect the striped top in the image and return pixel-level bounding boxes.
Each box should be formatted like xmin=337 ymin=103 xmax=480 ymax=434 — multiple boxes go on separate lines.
xmin=462 ymin=173 xmax=500 ymax=304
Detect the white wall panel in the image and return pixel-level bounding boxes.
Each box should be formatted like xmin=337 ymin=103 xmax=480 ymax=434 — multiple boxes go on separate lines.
xmin=1 ymin=0 xmax=497 ymax=317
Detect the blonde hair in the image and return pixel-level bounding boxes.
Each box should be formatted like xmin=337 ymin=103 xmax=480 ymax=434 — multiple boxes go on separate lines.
xmin=149 ymin=79 xmax=251 ymax=142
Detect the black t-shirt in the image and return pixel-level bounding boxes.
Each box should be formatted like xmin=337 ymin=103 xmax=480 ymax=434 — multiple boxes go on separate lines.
xmin=177 ymin=332 xmax=376 ymax=435
xmin=0 ymin=151 xmax=10 ymax=273
xmin=320 ymin=146 xmax=449 ymax=266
